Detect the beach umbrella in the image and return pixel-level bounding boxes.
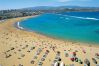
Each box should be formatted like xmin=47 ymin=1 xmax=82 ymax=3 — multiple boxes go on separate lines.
xmin=64 ymin=50 xmax=69 ymax=57
xmin=41 ymin=58 xmax=45 ymax=61
xmin=82 ymin=49 xmax=86 ymax=54
xmin=57 ymin=51 xmax=60 ymax=56
xmin=70 ymin=58 xmax=74 ymax=62
xmin=46 ymin=50 xmax=49 ymax=53
xmin=58 ymin=58 xmax=61 ymax=61
xmin=19 ymin=64 xmax=23 ymax=66
xmin=72 ymin=52 xmax=76 ymax=56
xmin=78 ymin=59 xmax=83 ymax=64
xmin=84 ymin=59 xmax=90 ymax=66
xmin=30 ymin=60 xmax=35 ymax=64
xmin=95 ymin=53 xmax=99 ymax=59
xmin=74 ymin=57 xmax=78 ymax=62
xmin=92 ymin=58 xmax=97 ymax=64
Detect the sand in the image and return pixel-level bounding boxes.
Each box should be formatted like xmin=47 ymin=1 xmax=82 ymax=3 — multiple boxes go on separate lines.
xmin=0 ymin=16 xmax=99 ymax=66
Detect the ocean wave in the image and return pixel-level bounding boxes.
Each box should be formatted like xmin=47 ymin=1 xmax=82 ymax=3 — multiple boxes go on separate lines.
xmin=17 ymin=22 xmax=24 ymax=29
xmin=85 ymin=17 xmax=99 ymax=20
xmin=56 ymin=13 xmax=99 ymax=21
xmin=70 ymin=16 xmax=99 ymax=20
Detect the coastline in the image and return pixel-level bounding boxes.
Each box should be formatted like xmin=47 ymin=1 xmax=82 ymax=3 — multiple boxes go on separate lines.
xmin=0 ymin=16 xmax=99 ymax=66
xmin=14 ymin=16 xmax=99 ymax=48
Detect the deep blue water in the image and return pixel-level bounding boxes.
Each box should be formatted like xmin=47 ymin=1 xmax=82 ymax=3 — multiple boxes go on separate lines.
xmin=20 ymin=12 xmax=99 ymax=44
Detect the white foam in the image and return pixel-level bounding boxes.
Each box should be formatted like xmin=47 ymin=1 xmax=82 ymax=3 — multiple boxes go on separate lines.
xmin=56 ymin=13 xmax=99 ymax=21
xmin=86 ymin=17 xmax=99 ymax=20
xmin=67 ymin=15 xmax=99 ymax=20
xmin=17 ymin=22 xmax=24 ymax=29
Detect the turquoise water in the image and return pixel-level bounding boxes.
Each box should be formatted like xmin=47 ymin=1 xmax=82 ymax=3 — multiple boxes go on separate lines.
xmin=20 ymin=12 xmax=99 ymax=44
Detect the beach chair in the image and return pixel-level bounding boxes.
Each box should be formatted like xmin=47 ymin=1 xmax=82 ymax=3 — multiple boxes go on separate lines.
xmin=25 ymin=45 xmax=28 ymax=47
xmin=30 ymin=47 xmax=35 ymax=50
xmin=38 ymin=61 xmax=43 ymax=66
xmin=11 ymin=47 xmax=15 ymax=50
xmin=5 ymin=54 xmax=12 ymax=58
xmin=21 ymin=54 xmax=25 ymax=57
xmin=33 ymin=56 xmax=38 ymax=59
xmin=70 ymin=57 xmax=74 ymax=62
xmin=54 ymin=62 xmax=66 ymax=66
xmin=27 ymin=50 xmax=30 ymax=52
xmin=30 ymin=60 xmax=35 ymax=64
xmin=18 ymin=49 xmax=21 ymax=52
xmin=19 ymin=64 xmax=23 ymax=66
xmin=6 ymin=50 xmax=10 ymax=52
xmin=22 ymin=47 xmax=25 ymax=49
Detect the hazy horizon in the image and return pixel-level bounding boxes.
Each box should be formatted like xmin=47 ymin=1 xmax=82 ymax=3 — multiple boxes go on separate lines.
xmin=0 ymin=0 xmax=99 ymax=10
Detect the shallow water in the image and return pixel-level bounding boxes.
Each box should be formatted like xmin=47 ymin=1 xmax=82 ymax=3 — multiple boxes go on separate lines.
xmin=20 ymin=12 xmax=99 ymax=44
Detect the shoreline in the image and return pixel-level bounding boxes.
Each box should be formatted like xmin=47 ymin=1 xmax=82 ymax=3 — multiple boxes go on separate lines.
xmin=14 ymin=16 xmax=99 ymax=48
xmin=0 ymin=16 xmax=99 ymax=66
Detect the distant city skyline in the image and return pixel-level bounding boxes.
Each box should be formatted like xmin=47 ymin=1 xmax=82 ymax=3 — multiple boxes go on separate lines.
xmin=0 ymin=0 xmax=99 ymax=10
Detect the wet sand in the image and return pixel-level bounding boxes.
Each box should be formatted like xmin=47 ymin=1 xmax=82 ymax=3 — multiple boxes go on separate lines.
xmin=0 ymin=16 xmax=99 ymax=66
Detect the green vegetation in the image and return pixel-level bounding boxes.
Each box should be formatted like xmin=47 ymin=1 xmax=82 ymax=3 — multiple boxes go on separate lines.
xmin=0 ymin=9 xmax=42 ymax=20
xmin=0 ymin=6 xmax=99 ymax=20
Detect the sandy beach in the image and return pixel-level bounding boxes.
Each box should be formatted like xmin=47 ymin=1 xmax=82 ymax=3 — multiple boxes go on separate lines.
xmin=0 ymin=16 xmax=99 ymax=66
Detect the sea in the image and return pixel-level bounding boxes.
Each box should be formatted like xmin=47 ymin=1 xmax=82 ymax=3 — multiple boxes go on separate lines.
xmin=19 ymin=12 xmax=99 ymax=44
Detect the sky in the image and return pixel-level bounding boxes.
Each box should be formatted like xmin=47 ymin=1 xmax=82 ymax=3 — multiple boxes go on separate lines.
xmin=0 ymin=0 xmax=99 ymax=10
